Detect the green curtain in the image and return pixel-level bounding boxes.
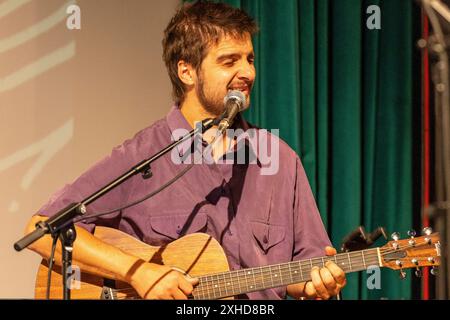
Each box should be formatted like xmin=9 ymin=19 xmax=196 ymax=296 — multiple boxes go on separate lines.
xmin=188 ymin=0 xmax=418 ymax=299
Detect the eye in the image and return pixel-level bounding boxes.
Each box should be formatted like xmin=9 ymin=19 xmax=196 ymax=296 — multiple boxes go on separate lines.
xmin=223 ymin=60 xmax=235 ymax=67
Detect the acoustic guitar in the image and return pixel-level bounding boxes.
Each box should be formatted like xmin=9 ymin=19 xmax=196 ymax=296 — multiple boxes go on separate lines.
xmin=35 ymin=227 xmax=441 ymax=299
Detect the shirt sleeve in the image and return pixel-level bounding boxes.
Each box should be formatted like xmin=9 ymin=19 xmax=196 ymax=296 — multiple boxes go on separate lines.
xmin=35 ymin=139 xmax=138 ymax=234
xmin=292 ymin=156 xmax=331 ymax=261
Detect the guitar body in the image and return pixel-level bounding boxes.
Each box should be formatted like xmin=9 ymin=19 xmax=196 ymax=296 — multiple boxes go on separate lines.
xmin=34 ymin=226 xmax=441 ymax=300
xmin=35 ymin=227 xmax=230 ymax=299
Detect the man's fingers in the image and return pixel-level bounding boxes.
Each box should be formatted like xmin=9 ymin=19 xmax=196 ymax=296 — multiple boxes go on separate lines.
xmin=311 ymin=267 xmax=330 ymax=299
xmin=178 ymin=276 xmax=196 ymax=296
xmin=172 ymin=288 xmax=188 ymax=300
xmin=325 ymin=261 xmax=347 ymax=285
xmin=319 ymin=267 xmax=338 ymax=293
xmin=325 ymin=246 xmax=337 ymax=256
xmin=188 ymin=276 xmax=199 ymax=286
xmin=303 ymin=281 xmax=317 ymax=299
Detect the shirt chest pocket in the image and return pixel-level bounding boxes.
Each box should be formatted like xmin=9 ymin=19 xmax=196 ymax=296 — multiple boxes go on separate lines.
xmin=144 ymin=211 xmax=208 ymax=246
xmin=250 ymin=221 xmax=286 ymax=254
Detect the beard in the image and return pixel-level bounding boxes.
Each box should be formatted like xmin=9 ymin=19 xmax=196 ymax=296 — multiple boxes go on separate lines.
xmin=195 ymin=72 xmax=225 ymax=116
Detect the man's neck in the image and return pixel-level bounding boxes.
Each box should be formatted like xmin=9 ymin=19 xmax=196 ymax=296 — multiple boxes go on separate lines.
xmin=179 ymin=98 xmax=236 ymax=162
xmin=180 ymin=99 xmax=216 ymax=129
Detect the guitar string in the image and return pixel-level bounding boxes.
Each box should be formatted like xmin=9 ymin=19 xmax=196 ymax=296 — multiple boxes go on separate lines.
xmin=111 ymin=243 xmax=403 ymax=295
xmin=109 ymin=240 xmax=431 ymax=298
xmin=109 ymin=254 xmax=379 ymax=292
xmin=191 ymin=239 xmax=436 ymax=296
xmin=111 ymin=256 xmax=380 ymax=294
xmin=104 ymin=240 xmax=437 ymax=299
xmin=109 ymin=258 xmax=382 ymax=299
xmin=108 ymin=244 xmax=427 ymax=298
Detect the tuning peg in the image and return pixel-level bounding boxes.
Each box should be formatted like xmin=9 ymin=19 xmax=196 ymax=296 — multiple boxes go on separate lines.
xmin=415 ymin=268 xmax=422 ymax=278
xmin=407 ymin=229 xmax=416 ymax=237
xmin=422 ymin=227 xmax=432 ymax=236
xmin=431 ymin=266 xmax=438 ymax=276
xmin=399 ymin=270 xmax=407 ymax=280
xmin=391 ymin=232 xmax=400 ymax=241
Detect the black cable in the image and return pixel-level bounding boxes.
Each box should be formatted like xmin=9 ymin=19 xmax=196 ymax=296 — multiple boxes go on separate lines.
xmin=46 ymin=235 xmax=58 ymax=299
xmin=72 ymin=162 xmax=196 ymax=225
xmin=55 ymin=123 xmax=223 ymax=233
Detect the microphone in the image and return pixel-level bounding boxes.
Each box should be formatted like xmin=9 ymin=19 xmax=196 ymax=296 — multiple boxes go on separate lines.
xmin=217 ymin=90 xmax=247 ymax=135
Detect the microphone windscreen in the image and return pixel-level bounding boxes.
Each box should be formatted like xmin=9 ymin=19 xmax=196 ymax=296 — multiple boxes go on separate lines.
xmin=224 ymin=90 xmax=247 ymax=112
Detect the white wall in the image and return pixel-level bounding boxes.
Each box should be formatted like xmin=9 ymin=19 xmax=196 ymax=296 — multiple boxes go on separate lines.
xmin=0 ymin=0 xmax=179 ymax=298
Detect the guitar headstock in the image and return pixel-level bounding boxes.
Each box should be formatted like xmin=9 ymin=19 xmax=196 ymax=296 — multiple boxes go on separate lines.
xmin=380 ymin=228 xmax=441 ymax=278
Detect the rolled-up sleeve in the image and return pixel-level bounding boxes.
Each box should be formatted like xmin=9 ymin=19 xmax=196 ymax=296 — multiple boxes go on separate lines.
xmin=35 ymin=139 xmax=138 ymax=234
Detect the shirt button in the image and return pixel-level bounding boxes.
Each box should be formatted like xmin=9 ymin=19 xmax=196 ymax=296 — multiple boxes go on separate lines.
xmin=263 ymin=235 xmax=268 ymax=244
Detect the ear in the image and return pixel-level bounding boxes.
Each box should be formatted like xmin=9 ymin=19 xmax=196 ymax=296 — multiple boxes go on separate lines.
xmin=177 ymin=60 xmax=196 ymax=86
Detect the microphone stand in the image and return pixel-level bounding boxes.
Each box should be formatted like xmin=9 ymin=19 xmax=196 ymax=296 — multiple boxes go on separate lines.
xmin=14 ymin=117 xmax=218 ymax=299
xmin=420 ymin=0 xmax=450 ymax=299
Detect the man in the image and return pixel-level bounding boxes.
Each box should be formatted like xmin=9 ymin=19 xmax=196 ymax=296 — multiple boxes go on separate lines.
xmin=25 ymin=1 xmax=346 ymax=300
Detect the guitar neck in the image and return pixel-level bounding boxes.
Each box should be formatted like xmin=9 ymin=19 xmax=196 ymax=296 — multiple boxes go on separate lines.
xmin=192 ymin=247 xmax=381 ymax=300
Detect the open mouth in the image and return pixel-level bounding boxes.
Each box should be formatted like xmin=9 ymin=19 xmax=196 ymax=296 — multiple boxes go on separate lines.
xmin=229 ymin=85 xmax=251 ymax=95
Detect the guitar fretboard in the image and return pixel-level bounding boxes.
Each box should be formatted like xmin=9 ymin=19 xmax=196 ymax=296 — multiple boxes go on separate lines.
xmin=192 ymin=248 xmax=380 ymax=299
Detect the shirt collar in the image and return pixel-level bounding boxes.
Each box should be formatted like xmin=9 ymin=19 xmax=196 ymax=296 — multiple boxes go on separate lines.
xmin=165 ymin=104 xmax=261 ymax=165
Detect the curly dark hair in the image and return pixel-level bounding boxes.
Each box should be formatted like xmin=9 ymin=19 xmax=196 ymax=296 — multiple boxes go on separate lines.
xmin=162 ymin=1 xmax=258 ymax=104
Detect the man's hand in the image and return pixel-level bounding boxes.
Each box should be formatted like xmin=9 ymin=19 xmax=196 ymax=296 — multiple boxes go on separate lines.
xmin=302 ymin=246 xmax=346 ymax=300
xmin=130 ymin=262 xmax=199 ymax=299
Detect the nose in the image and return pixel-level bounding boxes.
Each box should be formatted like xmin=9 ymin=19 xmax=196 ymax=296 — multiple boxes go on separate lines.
xmin=237 ymin=60 xmax=256 ymax=81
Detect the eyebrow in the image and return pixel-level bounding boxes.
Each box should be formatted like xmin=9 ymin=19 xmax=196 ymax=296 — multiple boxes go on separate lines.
xmin=216 ymin=52 xmax=255 ymax=63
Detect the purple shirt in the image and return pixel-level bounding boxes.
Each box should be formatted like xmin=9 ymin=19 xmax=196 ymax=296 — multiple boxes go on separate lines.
xmin=37 ymin=105 xmax=331 ymax=299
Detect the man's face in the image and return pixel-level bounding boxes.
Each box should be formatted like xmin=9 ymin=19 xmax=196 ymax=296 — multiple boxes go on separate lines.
xmin=195 ymin=33 xmax=256 ymax=116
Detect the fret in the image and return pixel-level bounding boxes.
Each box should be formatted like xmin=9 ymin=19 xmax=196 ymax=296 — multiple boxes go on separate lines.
xmin=217 ymin=274 xmax=224 ymax=299
xmin=252 ymin=267 xmax=261 ymax=291
xmin=225 ymin=271 xmax=233 ymax=296
xmin=276 ymin=264 xmax=282 ymax=285
xmin=205 ymin=275 xmax=212 ymax=300
xmin=248 ymin=269 xmax=255 ymax=292
xmin=288 ymin=263 xmax=294 ymax=284
xmin=221 ymin=273 xmax=228 ymax=298
xmin=258 ymin=266 xmax=265 ymax=291
xmin=269 ymin=264 xmax=274 ymax=287
xmin=321 ymin=256 xmax=325 ymax=268
xmin=292 ymin=262 xmax=299 ymax=282
xmin=336 ymin=254 xmax=346 ymax=270
xmin=203 ymin=276 xmax=210 ymax=300
xmin=362 ymin=251 xmax=367 ymax=269
xmin=243 ymin=268 xmax=250 ymax=293
xmin=235 ymin=269 xmax=242 ymax=295
xmin=299 ymin=260 xmax=304 ymax=281
xmin=196 ymin=277 xmax=204 ymax=300
xmin=347 ymin=252 xmax=352 ymax=271
xmin=213 ymin=274 xmax=221 ymax=299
